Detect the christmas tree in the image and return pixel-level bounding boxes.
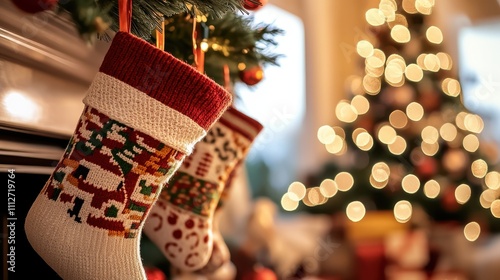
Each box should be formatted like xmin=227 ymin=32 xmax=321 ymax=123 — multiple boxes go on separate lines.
xmin=282 ymin=0 xmax=500 ymax=238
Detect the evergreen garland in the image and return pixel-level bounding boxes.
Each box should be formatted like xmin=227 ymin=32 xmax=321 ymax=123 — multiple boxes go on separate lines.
xmin=159 ymin=12 xmax=283 ymax=88
xmin=56 ymin=0 xmax=258 ymax=42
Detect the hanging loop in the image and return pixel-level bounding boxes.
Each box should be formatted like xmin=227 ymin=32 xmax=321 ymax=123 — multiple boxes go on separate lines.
xmin=119 ymin=0 xmax=132 ymax=33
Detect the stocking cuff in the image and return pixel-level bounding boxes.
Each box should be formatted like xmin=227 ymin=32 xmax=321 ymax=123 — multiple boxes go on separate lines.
xmin=219 ymin=107 xmax=263 ymax=141
xmin=84 ymin=32 xmax=232 ymax=154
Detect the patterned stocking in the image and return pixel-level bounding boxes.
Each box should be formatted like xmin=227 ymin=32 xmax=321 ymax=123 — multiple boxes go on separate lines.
xmin=144 ymin=107 xmax=262 ymax=271
xmin=24 ymin=32 xmax=231 ymax=280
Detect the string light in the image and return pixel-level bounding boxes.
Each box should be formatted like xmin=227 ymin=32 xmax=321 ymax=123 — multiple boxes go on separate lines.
xmin=480 ymin=189 xmax=497 ymax=209
xmin=464 ymin=114 xmax=484 ymax=133
xmin=471 ymin=159 xmax=488 ymax=178
xmin=281 ymin=193 xmax=299 ymax=211
xmin=391 ymin=25 xmax=411 ymax=43
xmin=389 ymin=110 xmax=408 ymax=129
xmin=426 ymin=26 xmax=443 ymax=44
xmin=351 ymin=95 xmax=370 ymax=115
xmin=485 ymin=171 xmax=500 ymax=190
xmin=491 ymin=200 xmax=500 ymax=218
xmin=436 ymin=52 xmax=452 ymax=70
xmin=372 ymin=162 xmax=391 ymax=182
xmin=325 ymin=135 xmax=345 ymax=154
xmin=388 ymin=136 xmax=407 ymax=155
xmin=317 ymin=125 xmax=336 ymax=144
xmin=455 ymin=184 xmax=471 ymax=204
xmin=394 ymin=200 xmax=413 ymax=223
xmin=402 ymin=174 xmax=421 ymax=194
xmin=440 ymin=123 xmax=457 ymax=142
xmin=442 ymin=78 xmax=461 ymax=97
xmin=421 ymin=126 xmax=439 ymax=144
xmin=346 ymin=201 xmax=366 ymax=222
xmin=424 ymin=179 xmax=440 ymax=198
xmin=405 ymin=63 xmax=424 ymax=82
xmin=320 ymin=179 xmax=338 ymax=198
xmin=423 ymin=54 xmax=440 ymax=72
xmin=421 ymin=141 xmax=439 ymax=156
xmin=288 ymin=181 xmax=306 ymax=201
xmin=336 ymin=100 xmax=358 ymax=123
xmin=406 ymin=102 xmax=424 ymax=121
xmin=464 ymin=222 xmax=481 ymax=242
xmin=335 ymin=172 xmax=355 ymax=192
xmin=370 ymin=174 xmax=388 ymax=189
xmin=402 ymin=0 xmax=418 ymax=14
xmin=357 ymin=40 xmax=375 ymax=58
xmin=366 ymin=8 xmax=386 ymax=26
xmin=463 ymin=134 xmax=480 ymax=152
xmin=378 ymin=125 xmax=397 ymax=144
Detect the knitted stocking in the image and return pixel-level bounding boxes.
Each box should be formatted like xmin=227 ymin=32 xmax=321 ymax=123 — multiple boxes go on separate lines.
xmin=144 ymin=107 xmax=262 ymax=271
xmin=24 ymin=31 xmax=231 ymax=280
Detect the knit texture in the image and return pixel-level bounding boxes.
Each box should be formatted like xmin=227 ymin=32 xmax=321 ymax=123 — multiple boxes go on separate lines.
xmin=24 ymin=32 xmax=231 ymax=280
xmin=144 ymin=107 xmax=262 ymax=271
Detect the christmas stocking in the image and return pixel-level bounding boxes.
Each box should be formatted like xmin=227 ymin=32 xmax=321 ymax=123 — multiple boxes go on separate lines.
xmin=24 ymin=31 xmax=231 ymax=280
xmin=143 ymin=107 xmax=262 ymax=271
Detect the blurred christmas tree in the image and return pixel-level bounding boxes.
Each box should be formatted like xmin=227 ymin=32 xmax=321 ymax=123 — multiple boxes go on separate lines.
xmin=282 ymin=0 xmax=500 ymax=237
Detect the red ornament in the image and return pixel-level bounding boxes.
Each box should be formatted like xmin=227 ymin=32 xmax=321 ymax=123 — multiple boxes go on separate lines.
xmin=243 ymin=0 xmax=268 ymax=11
xmin=10 ymin=0 xmax=58 ymax=14
xmin=239 ymin=65 xmax=264 ymax=86
xmin=145 ymin=266 xmax=167 ymax=280
xmin=415 ymin=156 xmax=438 ymax=180
xmin=241 ymin=266 xmax=277 ymax=280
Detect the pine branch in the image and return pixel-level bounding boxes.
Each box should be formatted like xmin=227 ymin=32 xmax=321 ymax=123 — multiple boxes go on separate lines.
xmin=57 ymin=0 xmax=259 ymax=42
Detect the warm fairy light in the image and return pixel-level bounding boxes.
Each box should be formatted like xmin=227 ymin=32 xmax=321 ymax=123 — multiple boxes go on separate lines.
xmin=281 ymin=193 xmax=299 ymax=211
xmin=442 ymin=78 xmax=461 ymax=97
xmin=336 ymin=101 xmax=358 ymax=123
xmin=389 ymin=110 xmax=408 ymax=129
xmin=237 ymin=62 xmax=246 ymax=71
xmin=421 ymin=141 xmax=439 ymax=156
xmin=464 ymin=222 xmax=481 ymax=242
xmin=386 ymin=54 xmax=406 ymax=67
xmin=455 ymin=184 xmax=472 ymax=204
xmin=351 ymin=95 xmax=370 ymax=115
xmin=388 ymin=136 xmax=407 ymax=155
xmin=370 ymin=174 xmax=388 ymax=189
xmin=415 ymin=0 xmax=433 ymax=15
xmin=424 ymin=179 xmax=440 ymax=198
xmin=372 ymin=162 xmax=391 ymax=182
xmin=325 ymin=135 xmax=344 ymax=154
xmin=2 ymin=90 xmax=41 ymax=122
xmin=423 ymin=54 xmax=440 ymax=72
xmin=471 ymin=159 xmax=488 ymax=178
xmin=306 ymin=187 xmax=325 ymax=206
xmin=426 ymin=26 xmax=443 ymax=44
xmin=320 ymin=179 xmax=338 ymax=198
xmin=491 ymin=200 xmax=500 ymax=218
xmin=367 ymin=49 xmax=387 ymax=68
xmin=317 ymin=125 xmax=336 ymax=144
xmin=402 ymin=0 xmax=417 ymax=13
xmin=288 ymin=181 xmax=306 ymax=201
xmin=464 ymin=114 xmax=484 ymax=134
xmin=405 ymin=63 xmax=424 ymax=82
xmin=421 ymin=126 xmax=439 ymax=144
xmin=363 ymin=75 xmax=382 ymax=95
xmin=391 ymin=25 xmax=411 ymax=43
xmin=455 ymin=112 xmax=468 ymax=130
xmin=356 ymin=132 xmax=374 ymax=151
xmin=485 ymin=171 xmax=500 ymax=190
xmin=480 ymin=189 xmax=497 ymax=209
xmin=335 ymin=172 xmax=354 ymax=192
xmin=406 ymin=102 xmax=424 ymax=121
xmin=379 ymin=0 xmax=397 ymax=21
xmin=352 ymin=128 xmax=368 ymax=142
xmin=402 ymin=174 xmax=421 ymax=194
xmin=387 ymin=14 xmax=409 ymax=29
xmin=463 ymin=134 xmax=480 ymax=153
xmin=394 ymin=200 xmax=412 ymax=223
xmin=333 ymin=126 xmax=346 ymax=139
xmin=417 ymin=54 xmax=427 ymax=70
xmin=440 ymin=123 xmax=457 ymax=142
xmin=366 ymin=63 xmax=384 ymax=77
xmin=385 ymin=63 xmax=405 ymax=85
xmin=357 ymin=40 xmax=374 ymax=58
xmin=346 ymin=201 xmax=366 ymax=222
xmin=436 ymin=52 xmax=452 ymax=70
xmin=378 ymin=125 xmax=397 ymax=144
xmin=366 ymin=8 xmax=386 ymax=26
